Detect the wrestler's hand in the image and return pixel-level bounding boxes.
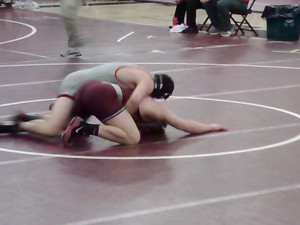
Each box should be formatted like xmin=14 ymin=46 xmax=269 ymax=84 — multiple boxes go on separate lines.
xmin=210 ymin=123 xmax=228 ymax=132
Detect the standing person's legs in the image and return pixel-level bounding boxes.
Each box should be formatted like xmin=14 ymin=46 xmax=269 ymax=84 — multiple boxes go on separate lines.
xmin=217 ymin=0 xmax=247 ymax=35
xmin=60 ymin=0 xmax=83 ymax=58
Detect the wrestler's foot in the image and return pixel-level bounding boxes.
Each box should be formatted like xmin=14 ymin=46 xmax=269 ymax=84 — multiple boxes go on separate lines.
xmin=0 ymin=121 xmax=21 ymax=134
xmin=1 ymin=111 xmax=38 ymax=134
xmin=62 ymin=117 xmax=89 ymax=146
xmin=12 ymin=112 xmax=40 ymax=123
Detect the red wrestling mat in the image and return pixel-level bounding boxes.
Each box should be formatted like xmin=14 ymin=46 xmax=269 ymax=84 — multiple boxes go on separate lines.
xmin=1 ymin=8 xmax=300 ymax=225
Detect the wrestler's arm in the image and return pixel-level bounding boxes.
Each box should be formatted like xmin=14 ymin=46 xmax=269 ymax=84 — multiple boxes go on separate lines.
xmin=116 ymin=67 xmax=154 ymax=114
xmin=125 ymin=79 xmax=153 ymax=114
xmin=138 ymin=97 xmax=227 ymax=134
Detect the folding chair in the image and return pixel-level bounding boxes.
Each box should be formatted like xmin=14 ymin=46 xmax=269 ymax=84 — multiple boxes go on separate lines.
xmin=230 ymin=0 xmax=258 ymax=36
xmin=199 ymin=0 xmax=258 ymax=37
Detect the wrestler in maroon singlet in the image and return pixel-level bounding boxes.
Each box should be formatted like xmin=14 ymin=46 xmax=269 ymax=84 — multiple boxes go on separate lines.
xmin=72 ymin=80 xmax=133 ymax=123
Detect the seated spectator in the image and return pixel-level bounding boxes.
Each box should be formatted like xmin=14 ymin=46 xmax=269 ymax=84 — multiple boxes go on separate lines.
xmin=170 ymin=0 xmax=188 ymax=32
xmin=170 ymin=0 xmax=205 ymax=34
xmin=202 ymin=0 xmax=249 ymax=36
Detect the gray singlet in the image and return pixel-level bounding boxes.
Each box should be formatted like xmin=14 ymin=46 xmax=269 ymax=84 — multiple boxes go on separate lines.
xmin=59 ymin=63 xmax=137 ymax=97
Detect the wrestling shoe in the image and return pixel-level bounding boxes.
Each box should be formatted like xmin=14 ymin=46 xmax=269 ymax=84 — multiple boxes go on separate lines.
xmin=0 ymin=121 xmax=21 ymax=134
xmin=62 ymin=117 xmax=89 ymax=146
xmin=12 ymin=112 xmax=40 ymax=123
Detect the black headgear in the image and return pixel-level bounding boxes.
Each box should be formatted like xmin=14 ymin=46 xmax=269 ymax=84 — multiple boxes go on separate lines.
xmin=150 ymin=74 xmax=174 ymax=100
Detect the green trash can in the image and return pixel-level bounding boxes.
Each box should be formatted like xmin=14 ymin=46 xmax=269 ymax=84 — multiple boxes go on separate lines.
xmin=262 ymin=5 xmax=300 ymax=41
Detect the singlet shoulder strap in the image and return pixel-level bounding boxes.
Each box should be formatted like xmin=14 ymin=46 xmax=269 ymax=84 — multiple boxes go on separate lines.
xmin=110 ymin=83 xmax=123 ymax=103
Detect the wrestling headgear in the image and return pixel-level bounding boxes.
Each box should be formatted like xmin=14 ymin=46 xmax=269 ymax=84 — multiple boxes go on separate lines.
xmin=150 ymin=74 xmax=174 ymax=100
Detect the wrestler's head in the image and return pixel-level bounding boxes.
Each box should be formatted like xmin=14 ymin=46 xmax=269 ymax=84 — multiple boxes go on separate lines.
xmin=151 ymin=74 xmax=174 ymax=100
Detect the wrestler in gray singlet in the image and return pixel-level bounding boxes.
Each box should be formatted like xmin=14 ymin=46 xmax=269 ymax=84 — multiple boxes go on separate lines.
xmin=59 ymin=63 xmax=139 ymax=98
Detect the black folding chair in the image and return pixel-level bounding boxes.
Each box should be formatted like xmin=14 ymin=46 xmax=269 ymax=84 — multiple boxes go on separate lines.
xmin=200 ymin=0 xmax=258 ymax=36
xmin=230 ymin=0 xmax=258 ymax=36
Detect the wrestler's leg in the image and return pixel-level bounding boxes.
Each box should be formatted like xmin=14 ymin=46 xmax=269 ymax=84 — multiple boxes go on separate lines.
xmin=62 ymin=81 xmax=140 ymax=145
xmin=99 ymin=110 xmax=141 ymax=145
xmin=0 ymin=113 xmax=52 ymax=134
xmin=62 ymin=110 xmax=140 ymax=145
xmin=19 ymin=97 xmax=74 ymax=137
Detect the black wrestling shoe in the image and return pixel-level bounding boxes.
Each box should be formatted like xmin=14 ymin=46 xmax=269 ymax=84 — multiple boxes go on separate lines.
xmin=181 ymin=26 xmax=199 ymax=34
xmin=0 ymin=121 xmax=21 ymax=134
xmin=12 ymin=112 xmax=40 ymax=123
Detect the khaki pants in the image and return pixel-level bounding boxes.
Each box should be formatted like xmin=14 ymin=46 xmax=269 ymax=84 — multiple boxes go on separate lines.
xmin=60 ymin=0 xmax=83 ymax=48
